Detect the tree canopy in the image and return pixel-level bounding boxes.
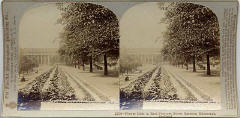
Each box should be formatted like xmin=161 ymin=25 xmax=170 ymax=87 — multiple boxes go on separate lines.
xmin=161 ymin=3 xmax=220 ymax=75
xmin=57 ymin=3 xmax=119 ymax=75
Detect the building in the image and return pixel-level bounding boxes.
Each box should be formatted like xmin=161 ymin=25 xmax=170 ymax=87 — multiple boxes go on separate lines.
xmin=122 ymin=48 xmax=162 ymax=64
xmin=19 ymin=48 xmax=60 ymax=65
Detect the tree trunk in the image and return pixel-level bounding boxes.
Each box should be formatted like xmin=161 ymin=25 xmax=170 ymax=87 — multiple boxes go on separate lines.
xmin=82 ymin=59 xmax=85 ymax=71
xmin=74 ymin=60 xmax=76 ymax=68
xmin=193 ymin=56 xmax=196 ymax=72
xmin=89 ymin=56 xmax=93 ymax=72
xmin=207 ymin=54 xmax=211 ymax=75
xmin=77 ymin=60 xmax=80 ymax=69
xmin=104 ymin=54 xmax=108 ymax=76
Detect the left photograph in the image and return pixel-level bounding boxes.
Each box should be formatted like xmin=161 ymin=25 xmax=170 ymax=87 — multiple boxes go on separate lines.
xmin=17 ymin=3 xmax=119 ymax=110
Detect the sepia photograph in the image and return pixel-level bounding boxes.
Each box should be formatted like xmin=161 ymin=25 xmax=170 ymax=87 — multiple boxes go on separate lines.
xmin=120 ymin=2 xmax=221 ymax=110
xmin=17 ymin=3 xmax=119 ymax=110
xmin=1 ymin=0 xmax=239 ymax=117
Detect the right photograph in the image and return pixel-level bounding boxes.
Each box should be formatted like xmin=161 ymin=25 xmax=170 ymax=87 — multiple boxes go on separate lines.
xmin=120 ymin=2 xmax=221 ymax=110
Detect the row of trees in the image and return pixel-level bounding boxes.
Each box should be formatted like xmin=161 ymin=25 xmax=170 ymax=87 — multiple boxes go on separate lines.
xmin=19 ymin=56 xmax=39 ymax=75
xmin=57 ymin=3 xmax=119 ymax=75
xmin=161 ymin=3 xmax=220 ymax=75
xmin=120 ymin=54 xmax=142 ymax=74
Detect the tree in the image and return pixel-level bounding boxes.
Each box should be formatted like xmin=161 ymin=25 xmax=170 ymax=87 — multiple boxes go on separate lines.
xmin=120 ymin=54 xmax=142 ymax=74
xmin=19 ymin=55 xmax=39 ymax=81
xmin=57 ymin=3 xmax=119 ymax=75
xmin=161 ymin=3 xmax=220 ymax=75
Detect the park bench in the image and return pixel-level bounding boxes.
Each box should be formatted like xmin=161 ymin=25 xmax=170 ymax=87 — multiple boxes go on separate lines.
xmin=197 ymin=63 xmax=206 ymax=70
xmin=94 ymin=64 xmax=103 ymax=70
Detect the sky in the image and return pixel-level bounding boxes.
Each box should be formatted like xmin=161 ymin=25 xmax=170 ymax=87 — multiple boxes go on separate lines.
xmin=120 ymin=2 xmax=167 ymax=49
xmin=19 ymin=2 xmax=167 ymax=49
xmin=19 ymin=3 xmax=63 ymax=48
